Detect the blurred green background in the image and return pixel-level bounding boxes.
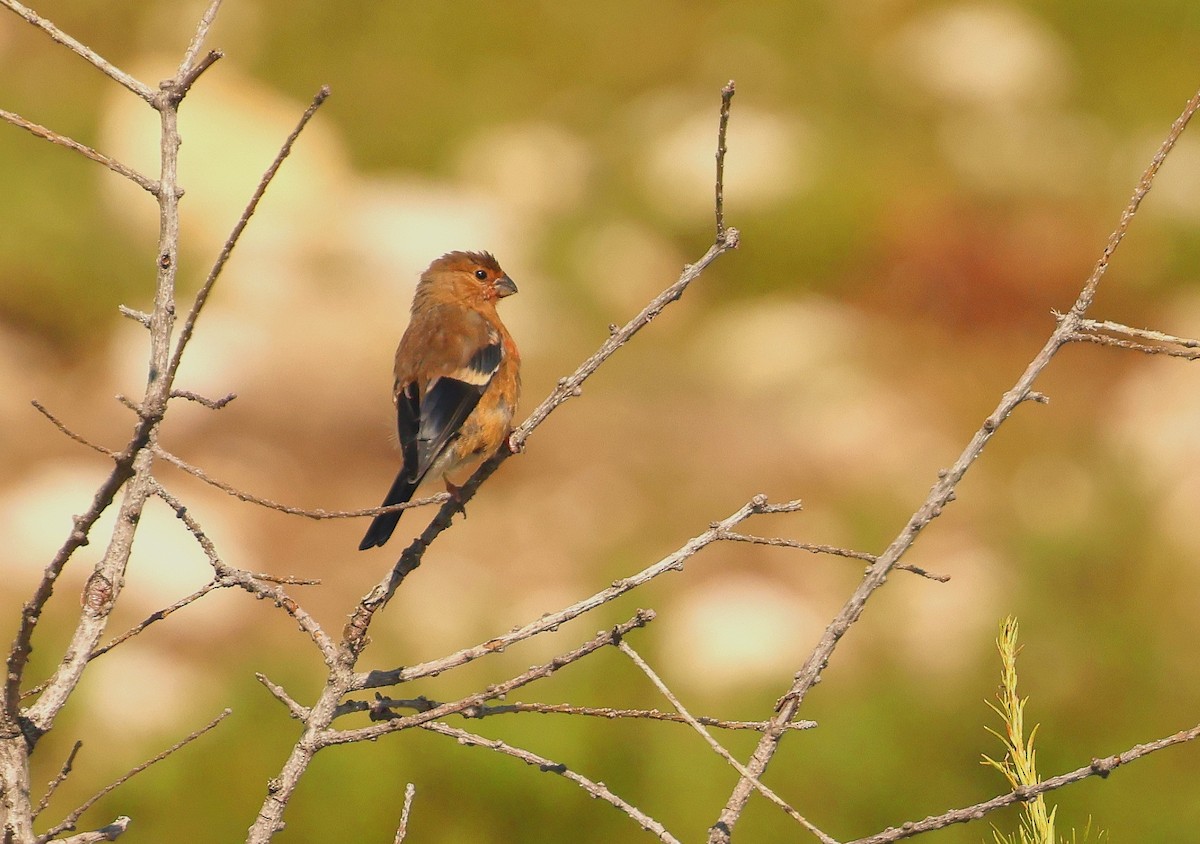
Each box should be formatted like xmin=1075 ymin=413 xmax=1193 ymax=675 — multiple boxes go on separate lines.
xmin=3 ymin=1 xmax=1200 ymax=841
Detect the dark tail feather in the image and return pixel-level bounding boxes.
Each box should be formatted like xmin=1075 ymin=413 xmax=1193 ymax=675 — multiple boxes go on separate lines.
xmin=358 ymin=470 xmax=418 ymax=550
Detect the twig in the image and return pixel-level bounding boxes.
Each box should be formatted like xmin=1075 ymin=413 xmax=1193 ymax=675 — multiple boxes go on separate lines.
xmin=709 ymin=79 xmax=1200 ymax=844
xmin=329 ymin=611 xmax=655 ymax=745
xmin=350 ymin=697 xmax=816 ymax=732
xmin=165 ymin=86 xmax=331 ymax=383
xmin=151 ymin=481 xmax=337 ymax=664
xmin=393 ymin=783 xmax=416 ymax=844
xmin=37 ymin=710 xmax=231 ymax=843
xmin=154 ymin=445 xmax=447 ymax=519
xmin=257 ymin=673 xmax=310 ymax=721
xmin=168 ymin=390 xmax=238 ymax=409
xmin=1076 ymin=317 xmax=1200 ymax=348
xmin=618 ymin=641 xmax=836 ymax=844
xmin=0 ymin=108 xmax=157 ymax=192
xmin=354 ymin=497 xmax=790 ymax=691
xmin=0 ymin=0 xmax=155 ymax=102
xmin=715 ymin=80 xmax=735 ymax=238
xmin=177 ymin=0 xmax=224 ymax=77
xmin=846 ymin=720 xmax=1200 ymax=844
xmin=421 ymin=721 xmax=682 ymax=844
xmin=21 ymin=581 xmax=222 ymax=702
xmin=719 ymin=532 xmax=949 ymax=581
xmin=1068 ymin=330 xmax=1200 ymax=360
xmin=31 ymin=400 xmax=114 ymax=456
xmin=33 ymin=740 xmax=82 ymax=819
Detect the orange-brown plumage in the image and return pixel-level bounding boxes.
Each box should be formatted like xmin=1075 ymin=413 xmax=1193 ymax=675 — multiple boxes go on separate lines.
xmin=359 ymin=251 xmax=520 ymax=550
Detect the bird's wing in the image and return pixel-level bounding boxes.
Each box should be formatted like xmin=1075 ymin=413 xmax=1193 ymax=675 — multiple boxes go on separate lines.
xmin=413 ymin=338 xmax=502 ymax=478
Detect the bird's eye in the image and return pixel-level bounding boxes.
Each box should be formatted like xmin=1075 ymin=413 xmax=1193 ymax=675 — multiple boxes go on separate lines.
xmin=474 ymin=269 xmax=488 ymax=280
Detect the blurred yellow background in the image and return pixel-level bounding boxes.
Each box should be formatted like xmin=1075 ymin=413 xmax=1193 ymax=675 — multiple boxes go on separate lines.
xmin=3 ymin=1 xmax=1200 ymax=841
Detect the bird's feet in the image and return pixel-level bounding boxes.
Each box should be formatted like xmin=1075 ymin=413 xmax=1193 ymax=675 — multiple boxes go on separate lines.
xmin=444 ymin=481 xmax=468 ymax=518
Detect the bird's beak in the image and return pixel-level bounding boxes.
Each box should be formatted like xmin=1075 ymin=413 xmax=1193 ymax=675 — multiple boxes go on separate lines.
xmin=494 ymin=275 xmax=518 ymax=298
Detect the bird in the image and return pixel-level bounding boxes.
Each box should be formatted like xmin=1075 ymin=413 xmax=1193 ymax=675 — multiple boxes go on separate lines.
xmin=359 ymin=251 xmax=521 ymax=550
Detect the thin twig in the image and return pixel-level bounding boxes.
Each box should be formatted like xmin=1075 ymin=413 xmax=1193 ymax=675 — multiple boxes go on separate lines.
xmin=154 ymin=445 xmax=447 ymax=519
xmin=0 ymin=108 xmax=157 ymax=192
xmin=393 ymin=783 xmax=416 ymax=844
xmin=719 ymin=532 xmax=949 ymax=581
xmin=165 ymin=86 xmax=331 ymax=383
xmin=350 ymin=697 xmax=816 ymax=732
xmin=168 ymin=390 xmax=238 ymax=410
xmin=21 ymin=581 xmax=222 ymax=702
xmin=33 ymin=740 xmax=82 ymax=819
xmin=177 ymin=0 xmax=224 ymax=76
xmin=422 ymin=721 xmax=682 ymax=844
xmin=1068 ymin=330 xmax=1200 ymax=360
xmin=618 ymin=641 xmax=836 ymax=844
xmin=37 ymin=710 xmax=231 ymax=843
xmin=151 ymin=481 xmax=337 ymax=664
xmin=1077 ymin=317 xmax=1200 ymax=348
xmin=0 ymin=0 xmax=156 ymax=102
xmin=846 ymin=720 xmax=1200 ymax=843
xmin=257 ymin=673 xmax=310 ymax=721
xmin=715 ymin=80 xmax=735 ymax=238
xmin=31 ymin=400 xmax=115 ymax=456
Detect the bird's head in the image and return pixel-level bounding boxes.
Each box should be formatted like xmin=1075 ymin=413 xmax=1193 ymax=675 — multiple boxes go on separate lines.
xmin=420 ymin=251 xmax=518 ymax=306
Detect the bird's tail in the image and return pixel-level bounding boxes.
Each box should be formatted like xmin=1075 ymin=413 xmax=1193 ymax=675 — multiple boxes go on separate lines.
xmin=358 ymin=469 xmax=418 ymax=550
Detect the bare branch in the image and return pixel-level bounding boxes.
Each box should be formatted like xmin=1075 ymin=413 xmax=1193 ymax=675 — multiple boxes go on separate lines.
xmin=1071 ymin=87 xmax=1200 ymax=317
xmin=618 ymin=641 xmax=835 ymax=844
xmin=176 ymin=0 xmax=224 ymax=79
xmin=350 ymin=696 xmax=815 ymax=732
xmin=33 ymin=740 xmax=82 ymax=819
xmin=117 ymin=305 xmax=151 ymax=327
xmin=393 ymin=783 xmax=415 ymax=844
xmin=846 ymin=720 xmax=1200 ymax=844
xmin=0 ymin=108 xmax=157 ymax=192
xmin=154 ymin=445 xmax=447 ymax=520
xmin=167 ymin=390 xmax=238 ymax=410
xmin=257 ymin=673 xmax=310 ymax=721
xmin=1067 ymin=316 xmax=1200 ymax=359
xmin=21 ymin=581 xmax=221 ymax=703
xmin=166 ymin=86 xmax=331 ymax=383
xmin=151 ymin=481 xmax=337 ymax=664
xmin=715 ymin=80 xmax=735 ymax=238
xmin=37 ymin=710 xmax=231 ymax=843
xmin=0 ymin=0 xmax=155 ymax=102
xmin=719 ymin=532 xmax=949 ymax=582
xmin=31 ymin=401 xmax=115 ymax=456
xmin=56 ymin=816 xmax=129 ymax=844
xmin=421 ymin=721 xmax=681 ymax=844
